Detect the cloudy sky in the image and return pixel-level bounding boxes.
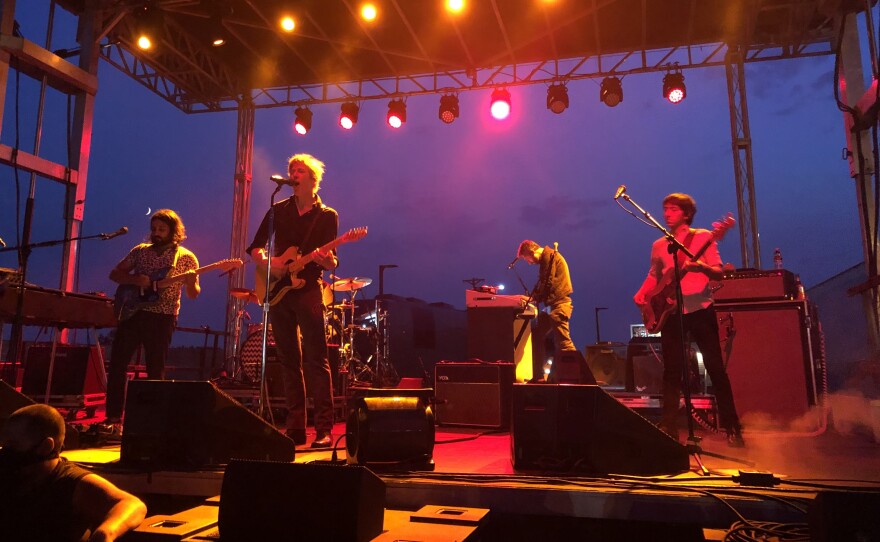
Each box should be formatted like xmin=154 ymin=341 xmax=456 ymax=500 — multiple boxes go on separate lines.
xmin=1 ymin=4 xmax=866 ymax=351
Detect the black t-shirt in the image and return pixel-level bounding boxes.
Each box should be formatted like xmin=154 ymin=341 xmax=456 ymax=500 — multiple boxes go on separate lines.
xmin=0 ymin=458 xmax=93 ymax=541
xmin=533 ymin=246 xmax=573 ymax=306
xmin=247 ymin=195 xmax=339 ymax=288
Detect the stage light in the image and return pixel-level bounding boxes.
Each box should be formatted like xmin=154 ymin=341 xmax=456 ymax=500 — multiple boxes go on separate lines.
xmin=438 ymin=95 xmax=459 ymax=124
xmin=490 ymin=88 xmax=511 ymax=120
xmin=339 ymin=102 xmax=360 ymax=130
xmin=387 ymin=99 xmax=406 ymax=129
xmin=663 ymin=71 xmax=686 ymax=104
xmin=294 ymin=107 xmax=312 ymax=135
xmin=600 ymin=76 xmax=623 ymax=107
xmin=347 ymin=391 xmax=435 ymax=471
xmin=361 ymin=3 xmax=378 ymax=22
xmin=132 ymin=3 xmax=161 ymax=51
xmin=280 ymin=16 xmax=296 ymax=32
xmin=546 ymin=83 xmax=569 ymax=114
xmin=445 ymin=0 xmax=465 ymax=14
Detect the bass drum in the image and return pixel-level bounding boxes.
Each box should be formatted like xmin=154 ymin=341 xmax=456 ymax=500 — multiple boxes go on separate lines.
xmin=239 ymin=325 xmax=276 ymax=384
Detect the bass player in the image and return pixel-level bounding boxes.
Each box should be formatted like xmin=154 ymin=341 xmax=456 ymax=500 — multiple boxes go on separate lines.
xmin=247 ymin=153 xmax=337 ymax=449
xmin=633 ymin=193 xmax=744 ymax=447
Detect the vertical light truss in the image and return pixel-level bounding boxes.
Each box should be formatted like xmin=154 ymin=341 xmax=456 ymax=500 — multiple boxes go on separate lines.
xmin=224 ymin=96 xmax=255 ymax=366
xmin=725 ymin=46 xmax=761 ymax=269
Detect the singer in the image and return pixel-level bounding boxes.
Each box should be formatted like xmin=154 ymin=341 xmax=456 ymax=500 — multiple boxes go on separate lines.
xmin=515 ymin=239 xmax=577 ymax=382
xmin=632 ymin=193 xmax=744 ymax=447
xmin=247 ymin=153 xmax=337 ymax=449
xmin=100 ymin=209 xmax=200 ymax=432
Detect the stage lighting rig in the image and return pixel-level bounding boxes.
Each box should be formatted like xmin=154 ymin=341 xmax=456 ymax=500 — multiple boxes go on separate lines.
xmin=490 ymin=88 xmax=511 ymax=120
xmin=339 ymin=102 xmax=360 ymax=130
xmin=439 ymin=95 xmax=460 ymax=124
xmin=294 ymin=107 xmax=312 ymax=135
xmin=663 ymin=70 xmax=686 ymax=104
xmin=387 ymin=99 xmax=406 ymax=129
xmin=600 ymin=76 xmax=623 ymax=107
xmin=546 ymin=83 xmax=569 ymax=114
xmin=208 ymin=1 xmax=232 ymax=47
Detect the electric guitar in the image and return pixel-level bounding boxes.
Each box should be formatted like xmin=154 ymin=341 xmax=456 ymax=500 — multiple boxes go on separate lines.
xmin=255 ymin=227 xmax=368 ymax=306
xmin=638 ymin=214 xmax=735 ymax=334
xmin=114 ymin=258 xmax=243 ymax=322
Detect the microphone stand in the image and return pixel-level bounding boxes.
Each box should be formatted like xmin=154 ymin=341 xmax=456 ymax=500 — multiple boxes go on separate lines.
xmin=620 ymin=192 xmax=749 ymax=474
xmin=374 ymin=264 xmax=397 ymax=387
xmin=257 ymin=183 xmax=284 ymax=420
xmin=1 ymin=229 xmax=127 ymax=383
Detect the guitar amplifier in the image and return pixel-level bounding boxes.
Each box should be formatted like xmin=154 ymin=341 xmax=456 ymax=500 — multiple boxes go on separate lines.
xmin=714 ymin=269 xmax=798 ymax=302
xmin=435 ymin=362 xmax=514 ymax=428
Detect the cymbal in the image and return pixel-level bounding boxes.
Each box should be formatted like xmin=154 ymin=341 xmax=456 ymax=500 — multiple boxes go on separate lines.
xmin=331 ymin=276 xmax=372 ymax=291
xmin=230 ymin=287 xmax=258 ymax=304
xmin=329 ymin=302 xmax=354 ymax=309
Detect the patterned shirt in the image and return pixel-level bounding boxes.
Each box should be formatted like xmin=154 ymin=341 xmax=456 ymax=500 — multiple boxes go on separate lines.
xmin=121 ymin=243 xmax=199 ymax=315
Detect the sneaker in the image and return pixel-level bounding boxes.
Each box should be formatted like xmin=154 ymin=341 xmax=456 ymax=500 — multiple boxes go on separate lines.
xmin=310 ymin=433 xmax=332 ymax=449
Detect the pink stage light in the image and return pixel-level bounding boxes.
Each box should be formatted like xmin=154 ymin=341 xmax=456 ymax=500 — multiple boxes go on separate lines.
xmin=490 ymin=88 xmax=511 ymax=120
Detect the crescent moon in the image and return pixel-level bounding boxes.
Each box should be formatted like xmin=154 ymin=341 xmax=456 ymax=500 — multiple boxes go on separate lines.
xmin=145 ymin=207 xmax=152 ymax=215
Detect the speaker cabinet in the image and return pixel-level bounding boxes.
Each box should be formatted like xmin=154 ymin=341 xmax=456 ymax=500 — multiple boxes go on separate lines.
xmin=715 ymin=300 xmax=818 ymax=425
xmin=0 ymin=379 xmax=35 ymax=432
xmin=511 ymin=384 xmax=689 ymax=475
xmin=585 ymin=343 xmax=627 ymax=387
xmin=435 ymin=362 xmax=514 ymax=428
xmin=21 ymin=345 xmax=105 ymax=397
xmin=548 ymin=350 xmax=596 ymax=384
xmin=120 ymin=380 xmax=295 ymax=469
xmin=220 ymin=460 xmax=385 ymax=542
xmin=466 ymin=308 xmax=533 ymax=382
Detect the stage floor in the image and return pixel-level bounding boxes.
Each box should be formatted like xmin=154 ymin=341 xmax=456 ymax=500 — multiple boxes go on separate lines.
xmin=63 ymin=414 xmax=880 ymax=540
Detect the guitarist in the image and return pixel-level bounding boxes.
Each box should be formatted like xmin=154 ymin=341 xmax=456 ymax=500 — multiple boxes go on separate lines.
xmin=246 ymin=153 xmax=337 ymax=449
xmin=632 ymin=194 xmax=744 ymax=447
xmin=103 ymin=209 xmax=200 ymax=430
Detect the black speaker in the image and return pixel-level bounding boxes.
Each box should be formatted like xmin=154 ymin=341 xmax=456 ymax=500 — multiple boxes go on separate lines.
xmin=21 ymin=345 xmax=105 ymax=397
xmin=548 ymin=350 xmax=596 ymax=384
xmin=219 ymin=460 xmax=385 ymax=542
xmin=346 ymin=392 xmax=435 ymax=471
xmin=0 ymin=379 xmax=35 ymax=433
xmin=511 ymin=384 xmax=689 ymax=475
xmin=435 ymin=362 xmax=514 ymax=428
xmin=120 ymin=380 xmax=295 ymax=469
xmin=715 ymin=300 xmax=817 ymax=424
xmin=585 ymin=343 xmax=626 ymax=387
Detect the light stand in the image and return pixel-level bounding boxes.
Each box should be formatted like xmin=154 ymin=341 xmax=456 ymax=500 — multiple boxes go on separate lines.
xmin=617 ymin=190 xmax=750 ymax=473
xmin=374 ymin=264 xmax=398 ymax=387
xmin=594 ymin=306 xmax=608 ymax=343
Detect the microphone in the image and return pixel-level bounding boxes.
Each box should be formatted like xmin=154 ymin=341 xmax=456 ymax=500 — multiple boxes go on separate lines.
xmin=101 ymin=226 xmax=128 ymax=240
xmin=269 ymin=174 xmax=291 ymax=185
xmin=507 ymin=256 xmax=519 ymax=269
xmin=613 ymin=185 xmax=627 ymax=200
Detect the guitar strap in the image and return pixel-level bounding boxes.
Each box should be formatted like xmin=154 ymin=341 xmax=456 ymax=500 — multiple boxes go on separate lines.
xmin=298 ymin=206 xmax=322 ymax=255
xmin=152 ymin=246 xmax=181 ymax=293
xmin=677 ymin=230 xmax=696 ymax=266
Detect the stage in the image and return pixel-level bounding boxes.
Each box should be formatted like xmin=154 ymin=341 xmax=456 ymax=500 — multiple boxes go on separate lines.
xmin=63 ymin=412 xmax=880 ymax=541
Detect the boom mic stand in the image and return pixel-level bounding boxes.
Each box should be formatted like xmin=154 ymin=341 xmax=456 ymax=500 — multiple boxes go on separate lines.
xmin=618 ymin=190 xmax=751 ymax=474
xmin=256 ymin=182 xmax=284 ymax=421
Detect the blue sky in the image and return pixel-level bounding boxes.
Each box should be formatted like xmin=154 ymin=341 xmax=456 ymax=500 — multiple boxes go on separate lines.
xmin=1 ymin=4 xmax=865 ymax=350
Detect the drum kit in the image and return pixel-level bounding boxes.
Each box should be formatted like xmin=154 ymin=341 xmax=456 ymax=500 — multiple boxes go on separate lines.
xmin=228 ymin=275 xmax=381 ymax=391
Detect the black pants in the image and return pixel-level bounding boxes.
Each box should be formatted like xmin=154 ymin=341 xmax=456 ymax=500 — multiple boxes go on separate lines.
xmin=532 ymin=301 xmax=575 ymax=380
xmin=659 ymin=305 xmax=741 ymax=433
xmin=106 ymin=310 xmax=175 ymax=419
xmin=269 ymin=285 xmax=334 ymax=435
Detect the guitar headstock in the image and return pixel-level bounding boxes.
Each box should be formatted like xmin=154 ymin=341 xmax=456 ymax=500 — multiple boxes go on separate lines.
xmin=218 ymin=258 xmax=244 ymax=271
xmin=341 ymin=227 xmax=368 ymax=243
xmin=710 ymin=213 xmax=736 ymax=241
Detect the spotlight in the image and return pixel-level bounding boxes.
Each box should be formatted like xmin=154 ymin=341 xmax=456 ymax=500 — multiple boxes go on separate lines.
xmin=132 ymin=3 xmax=162 ymax=51
xmin=339 ymin=102 xmax=360 ymax=130
xmin=546 ymin=83 xmax=569 ymax=114
xmin=445 ymin=0 xmax=465 ymax=14
xmin=361 ymin=3 xmax=378 ymax=22
xmin=663 ymin=71 xmax=686 ymax=104
xmin=600 ymin=76 xmax=623 ymax=107
xmin=438 ymin=95 xmax=459 ymax=124
xmin=490 ymin=88 xmax=511 ymax=120
xmin=280 ymin=16 xmax=296 ymax=32
xmin=294 ymin=107 xmax=312 ymax=135
xmin=387 ymin=99 xmax=406 ymax=129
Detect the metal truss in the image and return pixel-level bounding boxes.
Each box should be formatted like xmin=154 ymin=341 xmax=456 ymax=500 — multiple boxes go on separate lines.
xmin=100 ymin=38 xmax=834 ymax=114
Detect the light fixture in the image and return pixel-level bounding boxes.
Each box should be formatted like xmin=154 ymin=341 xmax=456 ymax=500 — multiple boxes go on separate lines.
xmin=209 ymin=10 xmax=228 ymax=47
xmin=600 ymin=76 xmax=623 ymax=107
xmin=346 ymin=391 xmax=435 ymax=471
xmin=438 ymin=95 xmax=459 ymax=124
xmin=360 ymin=3 xmax=378 ymax=22
xmin=132 ymin=3 xmax=162 ymax=51
xmin=546 ymin=83 xmax=569 ymax=114
xmin=490 ymin=88 xmax=511 ymax=120
xmin=280 ymin=16 xmax=296 ymax=33
xmin=339 ymin=102 xmax=360 ymax=130
xmin=294 ymin=107 xmax=312 ymax=135
xmin=387 ymin=99 xmax=406 ymax=129
xmin=663 ymin=71 xmax=686 ymax=104
xmin=445 ymin=0 xmax=465 ymax=14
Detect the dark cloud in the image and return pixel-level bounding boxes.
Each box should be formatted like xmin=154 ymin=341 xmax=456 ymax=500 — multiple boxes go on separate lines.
xmin=519 ymin=195 xmax=608 ymax=230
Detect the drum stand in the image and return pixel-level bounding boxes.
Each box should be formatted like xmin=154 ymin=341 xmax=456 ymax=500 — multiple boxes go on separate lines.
xmin=226 ymin=306 xmax=250 ymax=381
